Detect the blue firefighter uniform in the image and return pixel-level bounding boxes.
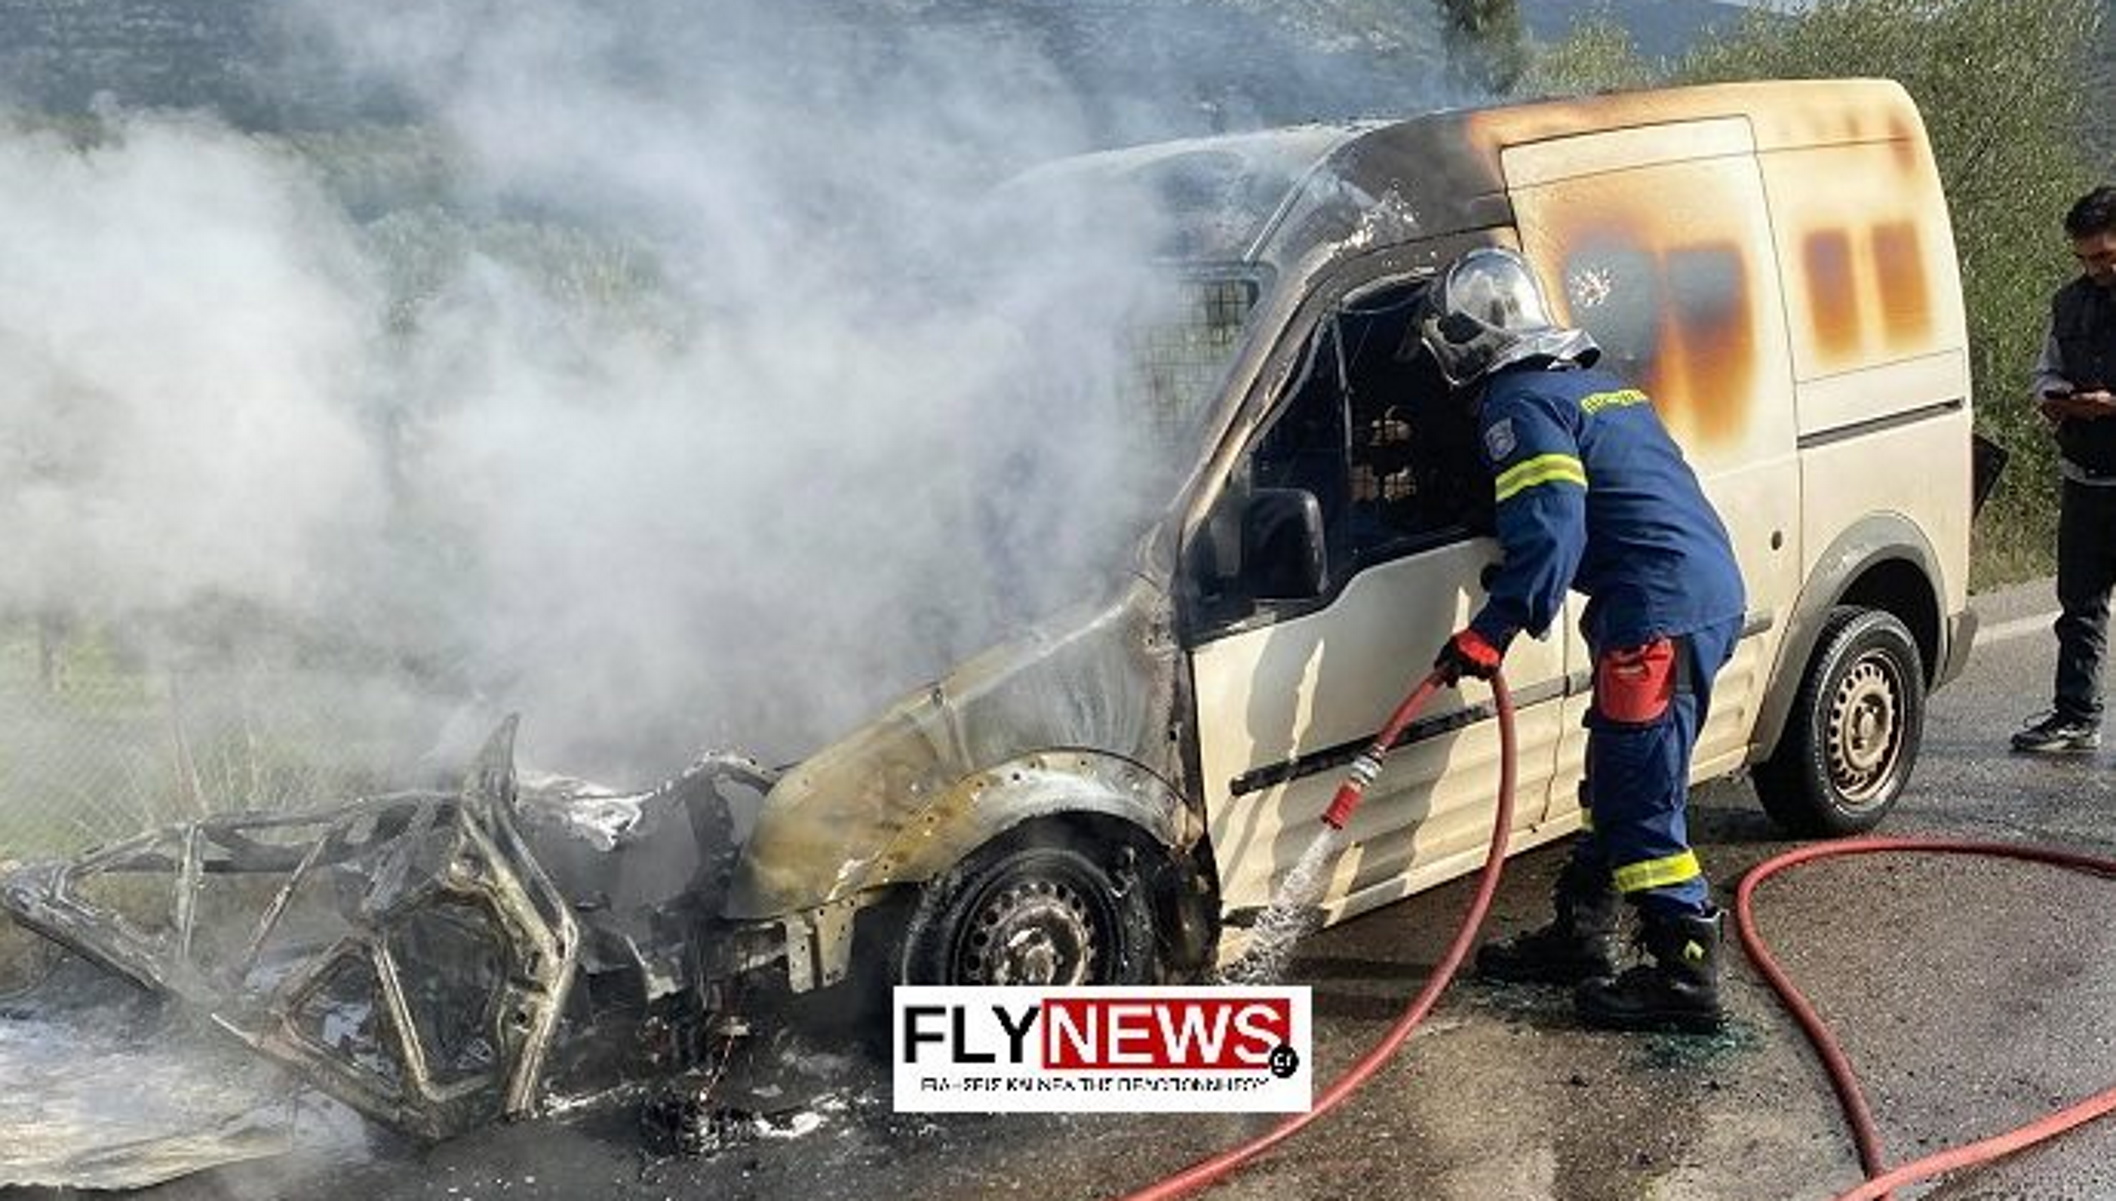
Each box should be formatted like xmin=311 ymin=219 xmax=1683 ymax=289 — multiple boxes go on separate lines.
xmin=1466 ymin=361 xmax=1746 ymax=918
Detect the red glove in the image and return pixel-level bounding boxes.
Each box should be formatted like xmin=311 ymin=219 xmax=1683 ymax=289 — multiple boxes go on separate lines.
xmin=1433 ymin=629 xmax=1502 ymax=685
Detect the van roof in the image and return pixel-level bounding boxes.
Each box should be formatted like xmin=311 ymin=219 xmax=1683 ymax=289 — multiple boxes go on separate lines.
xmin=1022 ymin=78 xmax=1921 ymax=269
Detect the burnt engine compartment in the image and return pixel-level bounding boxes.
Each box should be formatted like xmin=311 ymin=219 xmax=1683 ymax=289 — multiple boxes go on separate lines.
xmin=515 ymin=748 xmax=777 ymax=1110
xmin=0 ymin=720 xmax=777 ymax=1145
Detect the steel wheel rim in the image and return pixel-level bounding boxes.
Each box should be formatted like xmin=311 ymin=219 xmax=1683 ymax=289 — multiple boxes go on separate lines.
xmin=958 ymin=874 xmax=1102 ymax=986
xmin=1826 ymin=651 xmax=1904 ymax=806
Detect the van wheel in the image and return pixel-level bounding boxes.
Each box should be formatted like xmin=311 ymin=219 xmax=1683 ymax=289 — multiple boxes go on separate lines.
xmin=1754 ymin=606 xmax=1924 ymax=836
xmin=901 ymin=823 xmax=1159 ymax=986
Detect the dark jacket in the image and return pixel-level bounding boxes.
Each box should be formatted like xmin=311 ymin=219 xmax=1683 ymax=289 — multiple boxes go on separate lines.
xmin=2052 ymin=277 xmax=2116 ymax=476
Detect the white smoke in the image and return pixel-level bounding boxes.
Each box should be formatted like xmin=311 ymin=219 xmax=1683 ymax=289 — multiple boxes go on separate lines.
xmin=0 ymin=1 xmax=1187 ymax=782
xmin=0 ymin=115 xmax=386 ymax=618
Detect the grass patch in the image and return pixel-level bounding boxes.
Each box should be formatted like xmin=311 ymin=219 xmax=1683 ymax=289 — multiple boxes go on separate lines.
xmin=1972 ymin=489 xmax=2059 ymax=592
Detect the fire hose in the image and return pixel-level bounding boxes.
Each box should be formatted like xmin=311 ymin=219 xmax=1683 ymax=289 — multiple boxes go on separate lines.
xmin=1115 ymin=669 xmax=1509 ymax=1201
xmin=1739 ymin=837 xmax=2116 ymax=1201
xmin=1113 ymin=669 xmax=2116 ymax=1201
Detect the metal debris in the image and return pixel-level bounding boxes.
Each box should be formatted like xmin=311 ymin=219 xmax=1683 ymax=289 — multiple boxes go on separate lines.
xmin=0 ymin=721 xmax=780 ymax=1182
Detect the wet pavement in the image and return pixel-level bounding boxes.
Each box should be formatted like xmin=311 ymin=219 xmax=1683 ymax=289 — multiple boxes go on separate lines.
xmin=21 ymin=580 xmax=2116 ymax=1201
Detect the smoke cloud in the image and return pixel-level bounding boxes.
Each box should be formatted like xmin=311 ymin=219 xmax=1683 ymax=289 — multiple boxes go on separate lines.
xmin=0 ymin=0 xmax=1231 ymax=784
xmin=1 ymin=0 xmax=1483 ymax=799
xmin=0 ymin=115 xmax=385 ymax=618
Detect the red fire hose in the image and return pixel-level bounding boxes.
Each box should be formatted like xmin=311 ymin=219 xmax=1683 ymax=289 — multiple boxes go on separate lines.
xmin=1739 ymin=836 xmax=2116 ymax=1201
xmin=1114 ymin=670 xmax=2116 ymax=1201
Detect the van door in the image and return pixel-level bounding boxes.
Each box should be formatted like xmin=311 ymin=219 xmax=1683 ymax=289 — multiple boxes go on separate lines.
xmin=1182 ymin=269 xmax=1570 ymax=930
xmin=1501 ymin=118 xmax=1801 ymax=806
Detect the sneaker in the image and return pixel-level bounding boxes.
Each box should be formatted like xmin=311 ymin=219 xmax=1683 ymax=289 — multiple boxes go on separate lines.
xmin=2010 ymin=712 xmax=2100 ymax=754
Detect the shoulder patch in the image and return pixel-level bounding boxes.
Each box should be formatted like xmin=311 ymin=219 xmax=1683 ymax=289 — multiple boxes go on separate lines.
xmin=1483 ymin=418 xmax=1517 ymax=462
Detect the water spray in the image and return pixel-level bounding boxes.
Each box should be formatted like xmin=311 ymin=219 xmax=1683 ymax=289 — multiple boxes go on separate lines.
xmin=1220 ymin=672 xmax=1454 ymax=987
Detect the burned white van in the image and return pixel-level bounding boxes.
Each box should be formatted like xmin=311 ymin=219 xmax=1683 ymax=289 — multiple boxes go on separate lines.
xmin=726 ymin=76 xmax=1983 ymax=994
xmin=1 ymin=78 xmax=1986 ymax=1142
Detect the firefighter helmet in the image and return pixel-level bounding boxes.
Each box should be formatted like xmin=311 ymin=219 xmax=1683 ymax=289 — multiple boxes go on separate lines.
xmin=1411 ymin=247 xmax=1599 ymax=386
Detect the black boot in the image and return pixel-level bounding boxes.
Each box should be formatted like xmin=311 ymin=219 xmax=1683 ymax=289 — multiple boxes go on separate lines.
xmin=1476 ymin=860 xmax=1621 ymax=985
xmin=1575 ymin=907 xmax=1724 ymax=1033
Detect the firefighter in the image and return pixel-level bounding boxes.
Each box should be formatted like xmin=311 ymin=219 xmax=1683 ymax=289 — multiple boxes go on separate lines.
xmin=1412 ymin=246 xmax=1747 ymax=1033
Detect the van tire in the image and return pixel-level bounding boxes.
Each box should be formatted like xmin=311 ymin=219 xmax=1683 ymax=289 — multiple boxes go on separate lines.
xmin=1753 ymin=606 xmax=1924 ymax=837
xmin=900 ymin=822 xmax=1160 ymax=987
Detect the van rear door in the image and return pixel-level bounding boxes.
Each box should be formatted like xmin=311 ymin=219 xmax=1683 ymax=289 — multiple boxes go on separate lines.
xmin=1501 ymin=117 xmax=1801 ymax=793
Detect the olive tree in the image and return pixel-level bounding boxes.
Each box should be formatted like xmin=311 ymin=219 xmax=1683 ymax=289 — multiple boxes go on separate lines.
xmin=1513 ymin=9 xmax=1661 ymax=96
xmin=1435 ymin=0 xmax=1529 ymax=94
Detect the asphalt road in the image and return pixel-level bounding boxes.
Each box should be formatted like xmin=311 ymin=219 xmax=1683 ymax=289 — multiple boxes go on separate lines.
xmin=45 ymin=579 xmax=2116 ymax=1201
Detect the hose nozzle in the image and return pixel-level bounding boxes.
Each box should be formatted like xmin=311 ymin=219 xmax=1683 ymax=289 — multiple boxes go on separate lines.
xmin=1321 ymin=753 xmax=1383 ymax=829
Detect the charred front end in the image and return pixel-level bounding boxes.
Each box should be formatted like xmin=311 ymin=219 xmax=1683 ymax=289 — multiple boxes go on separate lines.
xmin=0 ymin=720 xmax=774 ymax=1141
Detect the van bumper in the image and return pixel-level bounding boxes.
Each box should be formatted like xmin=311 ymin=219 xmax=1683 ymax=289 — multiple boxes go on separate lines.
xmin=1934 ymin=607 xmax=1978 ymax=690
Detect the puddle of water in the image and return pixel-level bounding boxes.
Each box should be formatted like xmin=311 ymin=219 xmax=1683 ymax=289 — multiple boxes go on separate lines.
xmin=1636 ymin=1016 xmax=1765 ymax=1071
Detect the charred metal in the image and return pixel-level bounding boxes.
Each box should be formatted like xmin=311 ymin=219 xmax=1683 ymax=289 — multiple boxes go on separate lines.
xmin=1 ymin=721 xmax=777 ymax=1142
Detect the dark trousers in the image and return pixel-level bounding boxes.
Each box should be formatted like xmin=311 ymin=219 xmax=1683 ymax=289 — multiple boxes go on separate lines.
xmin=1567 ymin=616 xmax=1742 ymax=919
xmin=2054 ymin=480 xmax=2116 ymax=725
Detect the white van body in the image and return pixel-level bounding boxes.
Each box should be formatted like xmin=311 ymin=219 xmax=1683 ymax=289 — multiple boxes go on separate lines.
xmin=726 ymin=79 xmax=1979 ymax=991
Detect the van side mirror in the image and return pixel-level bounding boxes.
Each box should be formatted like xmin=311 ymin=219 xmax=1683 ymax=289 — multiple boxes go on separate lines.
xmin=1242 ymin=488 xmax=1328 ymax=599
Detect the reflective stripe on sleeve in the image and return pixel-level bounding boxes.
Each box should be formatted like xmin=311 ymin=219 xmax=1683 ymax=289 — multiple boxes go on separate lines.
xmin=1493 ymin=453 xmax=1587 ymax=503
xmin=1580 ymin=388 xmax=1650 ymax=414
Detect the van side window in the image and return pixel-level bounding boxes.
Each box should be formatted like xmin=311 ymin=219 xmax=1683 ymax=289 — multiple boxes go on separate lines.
xmin=1193 ymin=278 xmax=1486 ymax=628
xmin=1338 ymin=283 xmax=1489 ymax=554
xmin=1251 ymin=319 xmax=1353 ymax=529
